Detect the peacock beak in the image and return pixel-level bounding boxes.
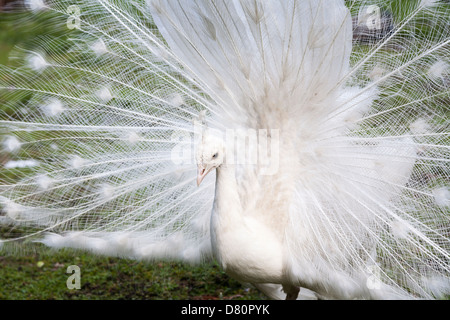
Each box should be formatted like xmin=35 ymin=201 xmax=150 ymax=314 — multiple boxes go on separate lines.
xmin=197 ymin=165 xmax=210 ymax=186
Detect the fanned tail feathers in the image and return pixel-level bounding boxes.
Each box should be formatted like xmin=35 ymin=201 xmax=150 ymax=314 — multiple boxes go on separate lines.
xmin=0 ymin=0 xmax=449 ymax=299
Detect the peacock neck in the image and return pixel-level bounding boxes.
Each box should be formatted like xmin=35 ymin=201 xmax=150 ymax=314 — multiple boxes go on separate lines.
xmin=213 ymin=164 xmax=243 ymax=221
xmin=210 ymin=164 xmax=244 ymax=264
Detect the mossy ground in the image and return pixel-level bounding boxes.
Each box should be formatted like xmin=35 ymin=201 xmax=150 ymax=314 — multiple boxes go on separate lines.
xmin=0 ymin=245 xmax=265 ymax=300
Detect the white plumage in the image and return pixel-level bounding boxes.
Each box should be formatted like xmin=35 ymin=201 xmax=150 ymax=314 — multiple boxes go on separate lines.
xmin=0 ymin=0 xmax=449 ymax=299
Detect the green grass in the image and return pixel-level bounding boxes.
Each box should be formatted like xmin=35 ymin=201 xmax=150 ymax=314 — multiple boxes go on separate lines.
xmin=0 ymin=245 xmax=265 ymax=300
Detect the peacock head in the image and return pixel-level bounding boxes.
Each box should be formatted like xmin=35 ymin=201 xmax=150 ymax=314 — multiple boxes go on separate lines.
xmin=196 ymin=133 xmax=225 ymax=186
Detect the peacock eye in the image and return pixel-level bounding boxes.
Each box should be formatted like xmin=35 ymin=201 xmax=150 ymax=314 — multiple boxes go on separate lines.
xmin=212 ymin=153 xmax=218 ymax=159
